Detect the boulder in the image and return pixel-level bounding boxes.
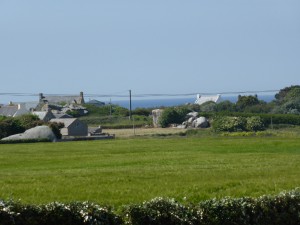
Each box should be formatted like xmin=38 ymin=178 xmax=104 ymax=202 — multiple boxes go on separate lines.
xmin=192 ymin=117 xmax=209 ymax=128
xmin=2 ymin=125 xmax=57 ymax=142
xmin=187 ymin=116 xmax=196 ymax=124
xmin=176 ymin=124 xmax=187 ymax=129
xmin=186 ymin=112 xmax=199 ymax=118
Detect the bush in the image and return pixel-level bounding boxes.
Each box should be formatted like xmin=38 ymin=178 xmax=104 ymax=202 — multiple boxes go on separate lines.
xmin=212 ymin=116 xmax=265 ymax=132
xmin=158 ymin=107 xmax=189 ymax=128
xmin=47 ymin=122 xmax=65 ymax=139
xmin=0 ymin=189 xmax=299 ymax=225
xmin=124 ymin=197 xmax=199 ymax=225
xmin=0 ymin=117 xmax=24 ymax=139
xmin=15 ymin=114 xmax=43 ymax=130
xmin=0 ymin=201 xmax=122 ymax=225
xmin=212 ymin=116 xmax=246 ymax=132
xmin=198 ymin=189 xmax=300 ymax=225
xmin=245 ymin=116 xmax=265 ymax=131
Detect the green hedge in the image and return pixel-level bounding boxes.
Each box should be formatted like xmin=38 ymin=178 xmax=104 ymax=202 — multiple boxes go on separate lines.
xmin=1 ymin=189 xmax=299 ymax=225
xmin=201 ymin=112 xmax=300 ymax=126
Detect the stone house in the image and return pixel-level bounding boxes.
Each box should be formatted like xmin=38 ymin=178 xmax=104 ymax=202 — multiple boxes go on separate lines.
xmin=0 ymin=103 xmax=29 ymax=117
xmin=50 ymin=118 xmax=88 ymax=136
xmin=39 ymin=92 xmax=85 ymax=105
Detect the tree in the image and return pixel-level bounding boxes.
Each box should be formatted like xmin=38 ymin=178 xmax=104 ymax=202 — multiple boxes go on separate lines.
xmin=200 ymin=101 xmax=217 ymax=112
xmin=215 ymin=100 xmax=236 ymax=112
xmin=236 ymin=95 xmax=259 ymax=111
xmin=273 ymin=85 xmax=300 ymax=114
xmin=158 ymin=107 xmax=189 ymax=128
xmin=275 ymin=85 xmax=300 ymax=103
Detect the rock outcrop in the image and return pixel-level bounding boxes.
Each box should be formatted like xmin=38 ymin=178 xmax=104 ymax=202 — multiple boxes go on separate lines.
xmin=1 ymin=126 xmax=57 ymax=142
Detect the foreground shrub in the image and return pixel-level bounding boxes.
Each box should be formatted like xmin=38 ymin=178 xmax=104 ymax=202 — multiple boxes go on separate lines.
xmin=0 ymin=189 xmax=299 ymax=225
xmin=198 ymin=189 xmax=300 ymax=225
xmin=124 ymin=197 xmax=199 ymax=225
xmin=0 ymin=201 xmax=122 ymax=225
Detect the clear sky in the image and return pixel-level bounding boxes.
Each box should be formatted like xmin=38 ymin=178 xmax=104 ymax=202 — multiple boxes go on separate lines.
xmin=0 ymin=0 xmax=299 ymax=102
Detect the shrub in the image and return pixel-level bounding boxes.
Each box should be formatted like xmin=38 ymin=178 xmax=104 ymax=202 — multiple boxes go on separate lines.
xmin=15 ymin=114 xmax=43 ymax=130
xmin=0 ymin=117 xmax=24 ymax=139
xmin=0 ymin=201 xmax=122 ymax=225
xmin=245 ymin=116 xmax=265 ymax=131
xmin=158 ymin=107 xmax=189 ymax=128
xmin=212 ymin=116 xmax=246 ymax=132
xmin=47 ymin=122 xmax=65 ymax=139
xmin=0 ymin=189 xmax=299 ymax=225
xmin=124 ymin=197 xmax=199 ymax=225
xmin=198 ymin=189 xmax=300 ymax=225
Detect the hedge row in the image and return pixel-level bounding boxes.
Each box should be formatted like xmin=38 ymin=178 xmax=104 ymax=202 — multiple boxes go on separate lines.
xmin=1 ymin=189 xmax=299 ymax=225
xmin=201 ymin=112 xmax=300 ymax=126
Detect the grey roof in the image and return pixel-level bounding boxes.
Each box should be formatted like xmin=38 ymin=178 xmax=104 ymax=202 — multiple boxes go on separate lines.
xmin=32 ymin=111 xmax=48 ymax=120
xmin=86 ymin=99 xmax=105 ymax=105
xmin=52 ymin=113 xmax=73 ymax=119
xmin=0 ymin=105 xmax=18 ymax=117
xmin=32 ymin=111 xmax=55 ymax=121
xmin=195 ymin=94 xmax=222 ymax=105
xmin=41 ymin=95 xmax=84 ymax=105
xmin=50 ymin=118 xmax=77 ymax=127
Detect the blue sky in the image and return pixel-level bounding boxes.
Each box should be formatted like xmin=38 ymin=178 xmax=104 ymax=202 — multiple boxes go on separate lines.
xmin=0 ymin=0 xmax=299 ymax=103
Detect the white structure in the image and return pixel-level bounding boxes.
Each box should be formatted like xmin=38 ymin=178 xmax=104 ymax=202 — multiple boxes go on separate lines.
xmin=195 ymin=94 xmax=222 ymax=105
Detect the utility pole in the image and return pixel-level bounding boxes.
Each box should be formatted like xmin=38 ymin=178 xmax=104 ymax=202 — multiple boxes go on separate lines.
xmin=129 ymin=89 xmax=132 ymax=120
xmin=109 ymin=98 xmax=112 ymax=117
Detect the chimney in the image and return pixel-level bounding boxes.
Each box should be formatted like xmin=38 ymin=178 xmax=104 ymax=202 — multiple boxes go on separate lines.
xmin=79 ymin=91 xmax=85 ymax=104
xmin=39 ymin=93 xmax=44 ymax=102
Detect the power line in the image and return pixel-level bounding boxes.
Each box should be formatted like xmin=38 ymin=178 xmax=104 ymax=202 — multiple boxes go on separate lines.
xmin=0 ymin=90 xmax=279 ymax=99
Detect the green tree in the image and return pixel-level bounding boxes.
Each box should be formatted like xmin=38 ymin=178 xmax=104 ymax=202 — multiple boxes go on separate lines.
xmin=158 ymin=107 xmax=189 ymax=128
xmin=236 ymin=95 xmax=259 ymax=111
xmin=200 ymin=101 xmax=217 ymax=112
xmin=275 ymin=85 xmax=300 ymax=103
xmin=215 ymin=100 xmax=236 ymax=112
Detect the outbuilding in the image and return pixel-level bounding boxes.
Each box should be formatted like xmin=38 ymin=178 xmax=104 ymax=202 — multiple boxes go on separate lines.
xmin=50 ymin=118 xmax=88 ymax=136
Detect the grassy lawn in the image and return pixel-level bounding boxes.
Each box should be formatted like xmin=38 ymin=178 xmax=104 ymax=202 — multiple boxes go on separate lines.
xmin=0 ymin=137 xmax=299 ymax=208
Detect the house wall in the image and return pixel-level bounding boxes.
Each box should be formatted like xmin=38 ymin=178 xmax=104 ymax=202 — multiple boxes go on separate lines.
xmin=60 ymin=128 xmax=69 ymax=136
xmin=67 ymin=120 xmax=88 ymax=136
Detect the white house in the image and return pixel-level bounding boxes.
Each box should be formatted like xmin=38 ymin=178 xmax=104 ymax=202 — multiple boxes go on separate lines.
xmin=195 ymin=94 xmax=222 ymax=105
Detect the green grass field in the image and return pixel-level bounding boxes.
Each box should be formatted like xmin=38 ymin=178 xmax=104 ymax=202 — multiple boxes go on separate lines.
xmin=0 ymin=137 xmax=299 ymax=208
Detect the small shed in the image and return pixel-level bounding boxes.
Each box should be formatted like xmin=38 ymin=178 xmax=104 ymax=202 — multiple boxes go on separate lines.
xmin=50 ymin=118 xmax=88 ymax=136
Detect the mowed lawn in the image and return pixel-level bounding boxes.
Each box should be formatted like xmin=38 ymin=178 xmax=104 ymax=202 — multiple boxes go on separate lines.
xmin=0 ymin=137 xmax=299 ymax=207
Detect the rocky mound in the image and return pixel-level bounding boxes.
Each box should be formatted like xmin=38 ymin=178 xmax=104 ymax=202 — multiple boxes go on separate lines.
xmin=1 ymin=125 xmax=57 ymax=142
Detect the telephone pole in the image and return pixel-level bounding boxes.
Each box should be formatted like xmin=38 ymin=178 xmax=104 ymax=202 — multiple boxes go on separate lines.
xmin=129 ymin=89 xmax=132 ymax=120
